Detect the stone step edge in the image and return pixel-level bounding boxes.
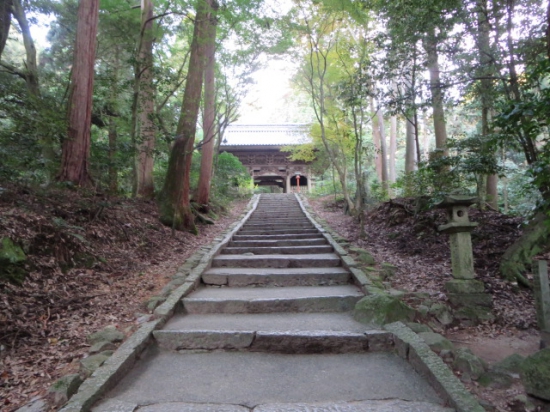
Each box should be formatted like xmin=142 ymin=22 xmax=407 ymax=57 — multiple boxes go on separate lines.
xmin=202 ymin=271 xmax=350 ymax=287
xmin=293 ymin=195 xmax=384 ymax=296
xmin=182 ymin=294 xmax=361 ymax=314
xmin=153 ymin=329 xmax=393 ymax=353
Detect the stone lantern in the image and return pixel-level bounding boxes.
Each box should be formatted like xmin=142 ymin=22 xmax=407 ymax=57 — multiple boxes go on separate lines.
xmin=437 ymin=195 xmax=493 ymax=323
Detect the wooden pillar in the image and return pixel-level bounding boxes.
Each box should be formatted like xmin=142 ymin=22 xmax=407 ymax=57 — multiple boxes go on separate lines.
xmin=286 ymin=172 xmax=291 ymax=193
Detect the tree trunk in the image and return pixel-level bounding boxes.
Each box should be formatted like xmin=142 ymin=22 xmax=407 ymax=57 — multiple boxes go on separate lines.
xmin=11 ymin=0 xmax=39 ymax=96
xmin=135 ymin=0 xmax=156 ymax=198
xmin=0 ymin=0 xmax=11 ymax=60
xmin=477 ymin=0 xmax=498 ymax=210
xmin=424 ymin=28 xmax=448 ymax=157
xmin=57 ymin=0 xmax=99 ymax=186
xmin=108 ymin=116 xmax=118 ymax=194
xmin=405 ymin=117 xmax=416 ymax=173
xmin=377 ymin=109 xmax=389 ymax=192
xmin=389 ymin=115 xmax=397 ymax=183
xmin=158 ymin=0 xmax=209 ymax=232
xmin=196 ymin=0 xmax=219 ymax=209
xmin=370 ymin=97 xmax=383 ymax=181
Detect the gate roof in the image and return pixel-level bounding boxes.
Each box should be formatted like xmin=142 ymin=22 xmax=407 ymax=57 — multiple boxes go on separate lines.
xmin=221 ymin=124 xmax=310 ymax=147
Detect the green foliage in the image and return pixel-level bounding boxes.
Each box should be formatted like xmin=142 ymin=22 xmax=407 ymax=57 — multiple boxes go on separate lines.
xmin=0 ymin=73 xmax=65 ymax=183
xmin=493 ymin=57 xmax=550 ymax=207
xmin=211 ymin=152 xmax=252 ymax=203
xmin=392 ymin=156 xmax=472 ymax=207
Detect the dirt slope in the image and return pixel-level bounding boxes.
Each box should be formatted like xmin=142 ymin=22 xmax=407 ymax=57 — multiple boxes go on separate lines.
xmin=0 ymin=184 xmax=248 ymax=411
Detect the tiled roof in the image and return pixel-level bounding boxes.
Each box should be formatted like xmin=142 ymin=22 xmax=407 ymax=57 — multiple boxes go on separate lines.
xmin=221 ymin=124 xmax=311 ymax=146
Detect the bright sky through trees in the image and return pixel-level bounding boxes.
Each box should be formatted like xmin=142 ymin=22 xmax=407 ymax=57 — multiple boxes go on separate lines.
xmin=237 ymin=57 xmax=298 ymax=124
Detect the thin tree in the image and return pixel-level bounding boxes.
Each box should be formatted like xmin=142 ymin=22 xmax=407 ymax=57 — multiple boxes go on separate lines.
xmin=157 ymin=0 xmax=210 ymax=232
xmin=135 ymin=0 xmax=156 ymax=198
xmin=424 ymin=28 xmax=448 ymax=158
xmin=196 ymin=0 xmax=219 ymax=210
xmin=57 ymin=0 xmax=100 ymax=186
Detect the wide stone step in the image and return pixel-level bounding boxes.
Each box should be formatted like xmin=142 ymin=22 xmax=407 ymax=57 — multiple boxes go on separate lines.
xmin=91 ymin=352 xmax=447 ymax=412
xmin=202 ymin=267 xmax=350 ymax=287
xmin=233 ymin=233 xmax=324 ymax=241
xmin=154 ymin=311 xmax=390 ymax=352
xmin=162 ymin=311 xmax=368 ymax=333
xmin=221 ymin=245 xmax=333 ymax=255
xmin=182 ymin=285 xmax=363 ymax=314
xmin=237 ymin=228 xmax=319 ymax=236
xmin=242 ymin=223 xmax=314 ymax=230
xmin=229 ymin=238 xmax=327 ymax=248
xmin=245 ymin=218 xmax=310 ymax=225
xmin=251 ymin=212 xmax=304 ymax=216
xmin=154 ymin=329 xmax=393 ymax=353
xmin=211 ymin=253 xmax=341 ymax=268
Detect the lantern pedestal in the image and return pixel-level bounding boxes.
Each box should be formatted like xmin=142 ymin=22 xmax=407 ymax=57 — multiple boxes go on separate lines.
xmin=438 ymin=196 xmax=493 ymax=324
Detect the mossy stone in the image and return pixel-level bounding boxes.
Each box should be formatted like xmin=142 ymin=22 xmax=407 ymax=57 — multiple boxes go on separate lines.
xmin=354 ymin=293 xmax=415 ymax=326
xmin=48 ymin=374 xmax=83 ymax=406
xmin=418 ymin=331 xmax=454 ymax=353
xmin=478 ymin=370 xmax=513 ymax=389
xmin=493 ymin=353 xmax=525 ymax=375
xmin=521 ymin=348 xmax=550 ymax=401
xmin=349 ymin=247 xmax=376 ymax=265
xmin=453 ymin=347 xmax=487 ymax=380
xmin=381 ymin=263 xmax=398 ymax=279
xmin=87 ymin=326 xmax=124 ymax=345
xmin=406 ymin=322 xmax=432 ymax=333
xmin=0 ymin=237 xmax=27 ymax=284
xmin=79 ymin=351 xmax=113 ymax=378
xmin=429 ymin=303 xmax=454 ymax=326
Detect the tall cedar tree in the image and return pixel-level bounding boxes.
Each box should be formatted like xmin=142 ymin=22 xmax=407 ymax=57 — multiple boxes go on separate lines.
xmin=157 ymin=0 xmax=211 ymax=232
xmin=196 ymin=0 xmax=219 ymax=209
xmin=135 ymin=0 xmax=156 ymax=198
xmin=58 ymin=0 xmax=100 ymax=186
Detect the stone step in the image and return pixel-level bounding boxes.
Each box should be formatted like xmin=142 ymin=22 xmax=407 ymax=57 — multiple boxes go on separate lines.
xmin=154 ymin=311 xmax=390 ymax=352
xmin=182 ymin=285 xmax=363 ymax=314
xmin=211 ymin=253 xmax=341 ymax=268
xmin=221 ymin=245 xmax=333 ymax=255
xmin=229 ymin=238 xmax=326 ymax=248
xmin=250 ymin=210 xmax=304 ymax=214
xmin=242 ymin=223 xmax=314 ymax=230
xmin=154 ymin=329 xmax=392 ymax=353
xmin=90 ymin=352 xmax=447 ymax=412
xmin=233 ymin=233 xmax=324 ymax=241
xmin=237 ymin=228 xmax=319 ymax=236
xmin=245 ymin=218 xmax=309 ymax=225
xmin=202 ymin=267 xmax=350 ymax=287
xmin=163 ymin=311 xmax=367 ymax=333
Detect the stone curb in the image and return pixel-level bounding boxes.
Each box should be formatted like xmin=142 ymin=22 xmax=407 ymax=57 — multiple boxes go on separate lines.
xmin=59 ymin=195 xmax=261 ymax=412
xmin=384 ymin=322 xmax=485 ymax=412
xmin=295 ymin=195 xmax=380 ymax=296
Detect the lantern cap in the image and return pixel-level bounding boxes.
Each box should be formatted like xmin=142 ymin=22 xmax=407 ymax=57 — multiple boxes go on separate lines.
xmin=436 ymin=195 xmax=477 ymax=209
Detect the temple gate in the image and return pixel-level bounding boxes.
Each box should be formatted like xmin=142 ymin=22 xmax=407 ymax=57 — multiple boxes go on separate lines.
xmin=219 ymin=124 xmax=313 ymax=193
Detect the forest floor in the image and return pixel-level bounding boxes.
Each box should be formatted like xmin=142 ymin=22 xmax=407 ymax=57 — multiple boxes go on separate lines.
xmin=307 ymin=195 xmax=545 ymax=412
xmin=0 ymin=183 xmax=250 ymax=411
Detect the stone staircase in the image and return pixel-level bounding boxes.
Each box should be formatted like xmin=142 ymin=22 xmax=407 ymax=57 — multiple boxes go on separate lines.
xmin=92 ymin=194 xmax=453 ymax=412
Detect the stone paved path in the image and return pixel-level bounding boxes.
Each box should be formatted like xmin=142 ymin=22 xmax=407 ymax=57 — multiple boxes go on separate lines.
xmin=92 ymin=194 xmax=454 ymax=412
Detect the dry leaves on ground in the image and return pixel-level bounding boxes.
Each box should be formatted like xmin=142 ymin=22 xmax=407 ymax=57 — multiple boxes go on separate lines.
xmin=0 ymin=184 xmax=249 ymax=411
